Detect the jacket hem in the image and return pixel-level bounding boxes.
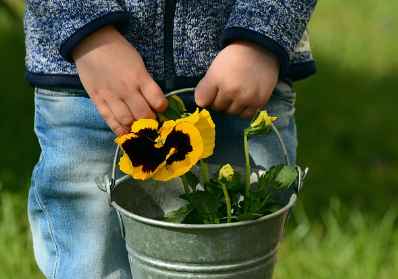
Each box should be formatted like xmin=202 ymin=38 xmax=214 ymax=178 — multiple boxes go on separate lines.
xmin=25 ymin=71 xmax=203 ymax=92
xmin=282 ymin=61 xmax=317 ymax=81
xmin=25 ymin=72 xmax=84 ymax=89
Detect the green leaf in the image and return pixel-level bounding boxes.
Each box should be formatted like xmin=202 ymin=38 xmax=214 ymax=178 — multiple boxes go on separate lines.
xmin=167 ymin=96 xmax=185 ymax=114
xmin=236 ymin=213 xmax=263 ymax=222
xmin=224 ymin=172 xmax=244 ymax=190
xmin=273 ymin=165 xmax=298 ymax=189
xmin=258 ymin=200 xmax=282 ymax=214
xmin=190 ymin=191 xmax=219 ymax=213
xmin=186 ymin=211 xmax=221 ymax=224
xmin=266 ymin=164 xmax=298 ymax=190
xmin=249 ymin=188 xmax=268 ymax=199
xmin=204 ymin=181 xmax=223 ymax=197
xmin=244 ymin=125 xmax=271 ymax=136
xmin=163 ymin=108 xmax=181 ymax=120
xmin=212 ymin=164 xmax=223 ymax=181
xmin=164 ymin=204 xmax=194 ymax=223
xmin=185 ymin=171 xmax=199 ymax=191
xmin=258 ymin=171 xmax=272 ymax=189
xmin=179 ymin=193 xmax=191 ymax=202
xmin=203 ymin=213 xmax=220 ymax=224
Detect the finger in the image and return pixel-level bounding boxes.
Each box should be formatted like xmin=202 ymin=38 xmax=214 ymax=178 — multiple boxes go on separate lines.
xmin=109 ymin=99 xmax=137 ymax=130
xmin=224 ymin=101 xmax=246 ymax=116
xmin=195 ymin=76 xmax=218 ymax=108
xmin=239 ymin=107 xmax=258 ymax=119
xmin=210 ymin=89 xmax=233 ymax=112
xmin=124 ymin=91 xmax=157 ymax=121
xmin=96 ymin=101 xmax=131 ymax=136
xmin=140 ymin=80 xmax=168 ymax=113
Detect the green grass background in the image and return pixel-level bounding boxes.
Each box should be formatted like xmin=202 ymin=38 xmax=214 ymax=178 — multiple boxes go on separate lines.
xmin=1 ymin=0 xmax=397 ymax=278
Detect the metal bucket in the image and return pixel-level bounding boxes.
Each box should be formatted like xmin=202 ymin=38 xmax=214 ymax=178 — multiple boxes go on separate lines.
xmin=96 ymin=89 xmax=308 ymax=278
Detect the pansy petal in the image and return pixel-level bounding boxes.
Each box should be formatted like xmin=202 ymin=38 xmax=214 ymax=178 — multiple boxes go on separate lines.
xmin=158 ymin=119 xmax=177 ymax=135
xmin=119 ymin=152 xmax=156 ymax=180
xmin=177 ymin=108 xmax=215 ymax=159
xmin=152 ymin=122 xmax=203 ymax=181
xmin=176 ymin=108 xmax=199 ymax=124
xmin=195 ymin=109 xmax=215 ymax=159
xmin=119 ymin=153 xmax=134 ymax=175
xmin=115 ymin=132 xmax=136 ymax=146
xmin=131 ymin=118 xmax=159 ymax=133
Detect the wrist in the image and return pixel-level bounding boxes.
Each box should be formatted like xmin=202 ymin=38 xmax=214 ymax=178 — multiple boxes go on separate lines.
xmin=228 ymin=39 xmax=280 ymax=72
xmin=71 ymin=24 xmax=124 ymax=62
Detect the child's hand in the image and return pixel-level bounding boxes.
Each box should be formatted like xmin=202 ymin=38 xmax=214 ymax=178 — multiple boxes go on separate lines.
xmin=72 ymin=25 xmax=168 ymax=136
xmin=195 ymin=40 xmax=280 ymax=119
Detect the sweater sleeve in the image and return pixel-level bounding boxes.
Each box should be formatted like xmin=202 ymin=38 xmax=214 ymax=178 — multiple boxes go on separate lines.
xmin=25 ymin=0 xmax=129 ymax=62
xmin=220 ymin=0 xmax=318 ymax=74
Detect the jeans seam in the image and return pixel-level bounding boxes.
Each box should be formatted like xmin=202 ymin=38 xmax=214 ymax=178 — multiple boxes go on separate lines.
xmin=35 ymin=87 xmax=87 ymax=98
xmin=32 ymin=144 xmax=60 ymax=279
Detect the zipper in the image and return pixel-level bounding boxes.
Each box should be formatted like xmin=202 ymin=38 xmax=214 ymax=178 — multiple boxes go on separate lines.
xmin=164 ymin=0 xmax=177 ymax=90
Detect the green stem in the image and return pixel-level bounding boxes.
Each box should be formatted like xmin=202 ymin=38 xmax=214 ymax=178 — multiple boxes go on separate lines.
xmin=221 ymin=183 xmax=232 ymax=223
xmin=200 ymin=160 xmax=210 ymax=183
xmin=260 ymin=190 xmax=274 ymax=208
xmin=181 ymin=174 xmax=190 ymax=195
xmin=244 ymin=134 xmax=251 ymax=214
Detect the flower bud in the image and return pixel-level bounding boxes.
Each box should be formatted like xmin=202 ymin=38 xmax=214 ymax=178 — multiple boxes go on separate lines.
xmin=250 ymin=110 xmax=277 ymax=128
xmin=219 ymin=164 xmax=234 ymax=182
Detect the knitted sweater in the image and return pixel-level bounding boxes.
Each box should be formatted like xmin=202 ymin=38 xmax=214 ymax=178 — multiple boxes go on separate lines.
xmin=24 ymin=0 xmax=318 ymax=90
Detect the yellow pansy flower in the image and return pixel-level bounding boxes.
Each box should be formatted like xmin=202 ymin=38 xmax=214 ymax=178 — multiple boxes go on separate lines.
xmin=115 ymin=108 xmax=215 ymax=181
xmin=115 ymin=119 xmax=176 ymax=180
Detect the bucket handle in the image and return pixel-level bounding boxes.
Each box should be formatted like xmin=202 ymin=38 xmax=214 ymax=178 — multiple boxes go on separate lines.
xmin=96 ymin=88 xmax=309 ymax=207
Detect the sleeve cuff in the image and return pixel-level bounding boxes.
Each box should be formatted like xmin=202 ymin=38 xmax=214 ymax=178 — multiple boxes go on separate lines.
xmin=59 ymin=11 xmax=129 ymax=63
xmin=220 ymin=27 xmax=290 ymax=74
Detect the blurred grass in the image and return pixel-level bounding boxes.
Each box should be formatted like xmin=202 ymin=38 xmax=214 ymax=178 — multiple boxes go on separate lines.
xmin=0 ymin=5 xmax=38 ymax=196
xmin=294 ymin=0 xmax=398 ymax=220
xmin=275 ymin=200 xmax=398 ymax=278
xmin=1 ymin=0 xmax=397 ymax=278
xmin=0 ymin=192 xmax=45 ymax=279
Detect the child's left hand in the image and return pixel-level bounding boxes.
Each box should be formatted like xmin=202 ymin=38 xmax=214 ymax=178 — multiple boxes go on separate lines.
xmin=195 ymin=40 xmax=280 ymax=119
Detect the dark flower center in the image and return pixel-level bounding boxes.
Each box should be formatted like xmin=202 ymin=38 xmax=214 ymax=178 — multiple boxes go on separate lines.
xmin=121 ymin=127 xmax=193 ymax=174
xmin=165 ymin=129 xmax=193 ymax=165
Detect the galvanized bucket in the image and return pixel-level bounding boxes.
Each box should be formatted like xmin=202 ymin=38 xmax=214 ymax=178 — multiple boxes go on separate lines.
xmin=96 ymin=89 xmax=308 ymax=279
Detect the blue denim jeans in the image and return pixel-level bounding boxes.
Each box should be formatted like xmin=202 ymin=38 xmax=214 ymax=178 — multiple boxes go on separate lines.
xmin=28 ymin=80 xmax=297 ymax=279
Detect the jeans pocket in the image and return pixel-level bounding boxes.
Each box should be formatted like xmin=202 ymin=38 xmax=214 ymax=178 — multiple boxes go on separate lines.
xmin=272 ymin=79 xmax=297 ymax=106
xmin=35 ymin=87 xmax=89 ymax=99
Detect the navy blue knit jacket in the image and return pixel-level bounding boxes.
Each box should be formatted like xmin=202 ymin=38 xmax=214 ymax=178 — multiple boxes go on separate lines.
xmin=24 ymin=0 xmax=318 ymax=91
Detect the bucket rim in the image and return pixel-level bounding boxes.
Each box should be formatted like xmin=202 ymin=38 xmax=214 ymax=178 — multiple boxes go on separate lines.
xmin=111 ymin=191 xmax=297 ymax=229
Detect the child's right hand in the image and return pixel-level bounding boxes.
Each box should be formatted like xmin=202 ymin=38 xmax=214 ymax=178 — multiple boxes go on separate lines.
xmin=72 ymin=25 xmax=168 ymax=136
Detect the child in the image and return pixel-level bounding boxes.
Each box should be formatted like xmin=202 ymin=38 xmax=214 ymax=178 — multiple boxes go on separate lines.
xmin=24 ymin=1 xmax=317 ymax=278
